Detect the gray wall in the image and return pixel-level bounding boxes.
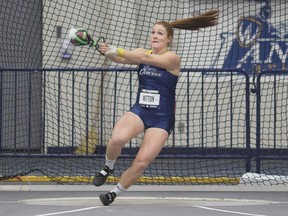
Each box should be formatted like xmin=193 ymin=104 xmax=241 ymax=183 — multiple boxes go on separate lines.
xmin=0 ymin=0 xmax=43 ymax=150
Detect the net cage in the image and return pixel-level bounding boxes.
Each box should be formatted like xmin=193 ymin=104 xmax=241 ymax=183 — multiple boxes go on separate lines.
xmin=0 ymin=0 xmax=288 ymax=185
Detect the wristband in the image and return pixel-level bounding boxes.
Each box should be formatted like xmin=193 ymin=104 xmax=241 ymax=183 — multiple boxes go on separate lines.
xmin=117 ymin=48 xmax=125 ymax=57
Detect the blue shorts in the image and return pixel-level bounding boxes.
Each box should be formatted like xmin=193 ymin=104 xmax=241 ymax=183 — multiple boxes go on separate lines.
xmin=129 ymin=104 xmax=175 ymax=135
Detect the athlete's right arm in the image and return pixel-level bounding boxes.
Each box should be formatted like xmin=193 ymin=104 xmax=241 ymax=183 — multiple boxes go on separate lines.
xmin=106 ymin=54 xmax=136 ymax=64
xmin=99 ymin=43 xmax=139 ymax=65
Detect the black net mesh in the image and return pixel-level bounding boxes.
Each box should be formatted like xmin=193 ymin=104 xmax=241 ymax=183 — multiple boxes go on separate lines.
xmin=0 ymin=0 xmax=288 ymax=186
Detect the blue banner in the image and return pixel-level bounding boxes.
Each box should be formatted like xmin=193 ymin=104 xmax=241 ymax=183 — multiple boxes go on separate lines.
xmin=222 ymin=3 xmax=288 ymax=74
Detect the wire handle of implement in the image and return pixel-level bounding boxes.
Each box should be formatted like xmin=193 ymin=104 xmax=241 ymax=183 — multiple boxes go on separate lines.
xmin=94 ymin=36 xmax=106 ymax=56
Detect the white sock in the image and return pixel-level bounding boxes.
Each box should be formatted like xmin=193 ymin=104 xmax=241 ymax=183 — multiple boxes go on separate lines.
xmin=111 ymin=183 xmax=127 ymax=196
xmin=105 ymin=155 xmax=116 ymax=170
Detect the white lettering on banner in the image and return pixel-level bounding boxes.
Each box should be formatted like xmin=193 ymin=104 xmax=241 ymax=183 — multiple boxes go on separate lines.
xmin=216 ymin=3 xmax=288 ymax=74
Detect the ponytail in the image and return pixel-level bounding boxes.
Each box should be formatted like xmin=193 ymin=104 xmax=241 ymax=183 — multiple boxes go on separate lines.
xmin=169 ymin=9 xmax=219 ymax=31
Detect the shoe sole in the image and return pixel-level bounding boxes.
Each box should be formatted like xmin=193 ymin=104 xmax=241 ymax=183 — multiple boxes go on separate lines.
xmin=99 ymin=194 xmax=110 ymax=206
xmin=93 ymin=177 xmax=107 ymax=187
xmin=93 ymin=169 xmax=113 ymax=187
xmin=93 ymin=176 xmax=108 ymax=187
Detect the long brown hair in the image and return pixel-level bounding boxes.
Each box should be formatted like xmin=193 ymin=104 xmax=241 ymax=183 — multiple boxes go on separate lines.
xmin=169 ymin=9 xmax=219 ymax=31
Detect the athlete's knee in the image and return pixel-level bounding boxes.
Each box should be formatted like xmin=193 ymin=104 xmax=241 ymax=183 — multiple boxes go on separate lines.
xmin=133 ymin=157 xmax=152 ymax=172
xmin=109 ymin=135 xmax=127 ymax=148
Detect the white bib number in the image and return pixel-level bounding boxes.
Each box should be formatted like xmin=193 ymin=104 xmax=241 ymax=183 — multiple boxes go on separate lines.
xmin=139 ymin=89 xmax=160 ymax=108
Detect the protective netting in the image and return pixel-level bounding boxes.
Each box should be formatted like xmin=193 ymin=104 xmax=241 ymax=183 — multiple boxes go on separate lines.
xmin=0 ymin=69 xmax=250 ymax=185
xmin=1 ymin=0 xmax=287 ymax=70
xmin=0 ymin=0 xmax=288 ymax=185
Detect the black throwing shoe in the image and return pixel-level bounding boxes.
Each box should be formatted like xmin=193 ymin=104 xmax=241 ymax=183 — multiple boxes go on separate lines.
xmin=93 ymin=165 xmax=113 ymax=186
xmin=99 ymin=192 xmax=116 ymax=206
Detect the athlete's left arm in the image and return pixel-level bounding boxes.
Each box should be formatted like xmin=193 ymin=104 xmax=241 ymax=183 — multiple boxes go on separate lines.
xmin=122 ymin=49 xmax=181 ymax=76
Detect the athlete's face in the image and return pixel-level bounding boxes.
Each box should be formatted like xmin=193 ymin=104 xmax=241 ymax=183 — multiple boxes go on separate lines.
xmin=150 ymin=24 xmax=172 ymax=51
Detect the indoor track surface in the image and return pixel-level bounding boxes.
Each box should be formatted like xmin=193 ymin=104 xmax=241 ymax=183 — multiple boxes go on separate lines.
xmin=0 ymin=184 xmax=288 ymax=216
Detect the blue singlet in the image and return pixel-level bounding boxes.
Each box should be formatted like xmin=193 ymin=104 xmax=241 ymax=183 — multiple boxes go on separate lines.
xmin=129 ymin=61 xmax=178 ymax=134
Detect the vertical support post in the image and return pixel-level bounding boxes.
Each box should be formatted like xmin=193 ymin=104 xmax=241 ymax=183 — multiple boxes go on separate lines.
xmin=256 ymin=74 xmax=261 ymax=173
xmin=245 ymin=72 xmax=251 ymax=172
